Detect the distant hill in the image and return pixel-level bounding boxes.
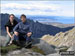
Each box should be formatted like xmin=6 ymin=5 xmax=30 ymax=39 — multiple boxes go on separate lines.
xmin=41 ymin=28 xmax=75 ymax=47
xmin=41 ymin=22 xmax=74 ymax=28
xmin=0 ymin=13 xmax=74 ymax=38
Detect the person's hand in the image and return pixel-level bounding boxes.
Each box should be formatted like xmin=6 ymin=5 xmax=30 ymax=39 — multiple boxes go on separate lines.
xmin=10 ymin=36 xmax=13 ymax=38
xmin=14 ymin=31 xmax=19 ymax=36
xmin=27 ymin=32 xmax=32 ymax=37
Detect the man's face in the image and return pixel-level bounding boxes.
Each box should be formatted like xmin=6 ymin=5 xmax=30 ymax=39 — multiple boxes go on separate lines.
xmin=21 ymin=17 xmax=26 ymax=23
xmin=9 ymin=15 xmax=14 ymax=22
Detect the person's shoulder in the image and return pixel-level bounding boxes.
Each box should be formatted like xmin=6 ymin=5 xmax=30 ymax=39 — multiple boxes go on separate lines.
xmin=26 ymin=21 xmax=30 ymax=24
xmin=5 ymin=20 xmax=10 ymax=25
xmin=4 ymin=20 xmax=10 ymax=27
xmin=25 ymin=22 xmax=30 ymax=26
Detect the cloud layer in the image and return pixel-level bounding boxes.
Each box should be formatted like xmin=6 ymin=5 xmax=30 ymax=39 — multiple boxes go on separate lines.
xmin=1 ymin=1 xmax=74 ymax=17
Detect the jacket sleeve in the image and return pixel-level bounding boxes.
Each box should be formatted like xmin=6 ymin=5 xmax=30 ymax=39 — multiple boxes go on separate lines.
xmin=4 ymin=21 xmax=10 ymax=30
xmin=13 ymin=23 xmax=19 ymax=32
xmin=28 ymin=24 xmax=33 ymax=33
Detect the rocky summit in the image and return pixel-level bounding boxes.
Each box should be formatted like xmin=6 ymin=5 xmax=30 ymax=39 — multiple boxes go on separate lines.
xmin=41 ymin=27 xmax=75 ymax=47
xmin=0 ymin=28 xmax=75 ymax=56
xmin=0 ymin=36 xmax=59 ymax=56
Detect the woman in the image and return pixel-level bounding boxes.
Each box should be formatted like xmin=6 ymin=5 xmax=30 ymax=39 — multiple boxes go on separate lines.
xmin=4 ymin=14 xmax=18 ymax=46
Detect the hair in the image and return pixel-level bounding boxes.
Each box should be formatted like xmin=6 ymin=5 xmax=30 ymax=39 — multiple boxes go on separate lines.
xmin=20 ymin=14 xmax=26 ymax=18
xmin=9 ymin=14 xmax=15 ymax=18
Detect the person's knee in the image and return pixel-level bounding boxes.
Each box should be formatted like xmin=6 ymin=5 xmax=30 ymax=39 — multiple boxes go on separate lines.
xmin=14 ymin=31 xmax=19 ymax=36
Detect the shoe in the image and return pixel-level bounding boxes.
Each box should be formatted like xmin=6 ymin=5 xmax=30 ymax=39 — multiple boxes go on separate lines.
xmin=8 ymin=40 xmax=13 ymax=46
xmin=25 ymin=41 xmax=32 ymax=48
xmin=16 ymin=40 xmax=21 ymax=46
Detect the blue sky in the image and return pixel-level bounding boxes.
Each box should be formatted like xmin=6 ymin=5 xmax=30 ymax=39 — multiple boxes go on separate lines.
xmin=1 ymin=1 xmax=75 ymax=24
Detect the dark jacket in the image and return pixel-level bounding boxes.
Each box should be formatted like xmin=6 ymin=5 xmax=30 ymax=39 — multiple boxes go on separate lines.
xmin=13 ymin=21 xmax=32 ymax=34
xmin=5 ymin=19 xmax=18 ymax=32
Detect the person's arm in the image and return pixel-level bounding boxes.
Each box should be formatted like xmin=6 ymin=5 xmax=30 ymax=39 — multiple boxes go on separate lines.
xmin=13 ymin=23 xmax=19 ymax=32
xmin=27 ymin=24 xmax=32 ymax=37
xmin=6 ymin=27 xmax=13 ymax=38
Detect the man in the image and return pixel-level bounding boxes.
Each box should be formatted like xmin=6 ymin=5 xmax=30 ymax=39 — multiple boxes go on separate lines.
xmin=13 ymin=14 xmax=32 ymax=47
xmin=4 ymin=14 xmax=18 ymax=46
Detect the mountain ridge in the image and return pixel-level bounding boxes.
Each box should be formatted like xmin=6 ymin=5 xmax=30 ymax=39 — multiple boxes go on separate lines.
xmin=41 ymin=27 xmax=75 ymax=47
xmin=0 ymin=13 xmax=74 ymax=38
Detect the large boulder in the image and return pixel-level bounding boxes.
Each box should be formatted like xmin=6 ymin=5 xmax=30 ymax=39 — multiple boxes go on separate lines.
xmin=7 ymin=48 xmax=44 ymax=56
xmin=0 ymin=36 xmax=7 ymax=46
xmin=67 ymin=45 xmax=75 ymax=51
xmin=37 ymin=39 xmax=56 ymax=55
xmin=46 ymin=53 xmax=61 ymax=56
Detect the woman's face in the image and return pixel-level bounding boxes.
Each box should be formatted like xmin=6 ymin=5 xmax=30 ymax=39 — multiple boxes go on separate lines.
xmin=9 ymin=15 xmax=14 ymax=22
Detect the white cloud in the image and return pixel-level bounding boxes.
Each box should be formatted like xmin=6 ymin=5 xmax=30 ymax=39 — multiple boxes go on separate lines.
xmin=1 ymin=3 xmax=58 ymax=11
xmin=1 ymin=1 xmax=74 ymax=17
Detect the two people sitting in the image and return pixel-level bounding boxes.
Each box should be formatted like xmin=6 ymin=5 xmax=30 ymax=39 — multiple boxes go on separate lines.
xmin=4 ymin=14 xmax=32 ymax=47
